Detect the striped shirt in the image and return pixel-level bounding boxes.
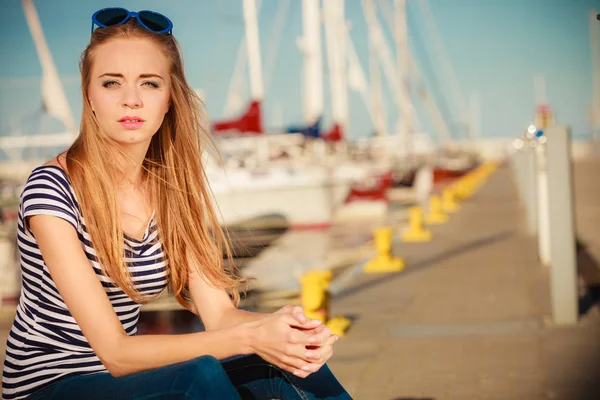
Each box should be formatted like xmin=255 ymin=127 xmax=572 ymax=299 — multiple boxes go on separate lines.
xmin=2 ymin=166 xmax=168 ymax=399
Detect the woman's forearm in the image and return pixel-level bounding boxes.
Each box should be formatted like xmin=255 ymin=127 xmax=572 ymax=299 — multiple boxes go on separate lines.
xmin=212 ymin=308 xmax=267 ymax=330
xmin=106 ymin=325 xmax=252 ymax=377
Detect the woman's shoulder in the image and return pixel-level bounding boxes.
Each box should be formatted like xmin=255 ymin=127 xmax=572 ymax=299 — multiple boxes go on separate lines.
xmin=21 ymin=155 xmax=81 ymax=232
xmin=24 ymin=155 xmax=75 ymax=202
xmin=41 ymin=153 xmax=69 ymax=174
xmin=29 ymin=154 xmax=70 ymax=182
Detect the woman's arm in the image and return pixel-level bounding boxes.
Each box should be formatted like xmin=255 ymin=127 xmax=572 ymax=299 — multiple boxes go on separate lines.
xmin=188 ymin=269 xmax=315 ymax=330
xmin=30 ymin=215 xmax=249 ymax=375
xmin=186 ymin=250 xmax=342 ymax=378
xmin=29 ymin=215 xmax=311 ymax=377
xmin=187 ymin=265 xmax=265 ymax=330
xmin=187 ymin=256 xmax=327 ymax=332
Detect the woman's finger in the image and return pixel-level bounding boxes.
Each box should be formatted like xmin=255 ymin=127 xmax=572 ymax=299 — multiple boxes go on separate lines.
xmin=281 ymin=313 xmax=322 ymax=330
xmin=297 ymin=322 xmax=326 ymax=335
xmin=305 ymin=325 xmax=333 ymax=345
xmin=275 ymin=305 xmax=309 ymax=325
xmin=289 ymin=305 xmax=308 ymax=323
xmin=305 ymin=338 xmax=337 ymax=364
xmin=326 ymin=334 xmax=339 ymax=345
xmin=277 ymin=348 xmax=320 ymax=376
xmin=274 ymin=304 xmax=294 ymax=315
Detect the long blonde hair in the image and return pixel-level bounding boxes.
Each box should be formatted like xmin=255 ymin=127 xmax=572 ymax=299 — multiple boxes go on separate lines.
xmin=64 ymin=19 xmax=247 ymax=312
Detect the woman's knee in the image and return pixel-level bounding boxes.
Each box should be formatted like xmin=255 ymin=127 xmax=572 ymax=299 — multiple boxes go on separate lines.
xmin=182 ymin=355 xmax=225 ymax=378
xmin=178 ymin=356 xmax=239 ymax=398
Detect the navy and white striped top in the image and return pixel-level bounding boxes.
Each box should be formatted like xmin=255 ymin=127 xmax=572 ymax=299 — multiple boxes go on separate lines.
xmin=2 ymin=166 xmax=168 ymax=399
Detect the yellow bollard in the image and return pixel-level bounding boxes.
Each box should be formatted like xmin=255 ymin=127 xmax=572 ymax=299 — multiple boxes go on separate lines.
xmin=425 ymin=195 xmax=449 ymax=224
xmin=458 ymin=178 xmax=474 ymax=199
xmin=327 ymin=316 xmax=352 ymax=337
xmin=364 ymin=227 xmax=405 ymax=273
xmin=451 ymin=182 xmax=465 ymax=200
xmin=448 ymin=161 xmax=499 ymax=201
xmin=401 ymin=206 xmax=432 ymax=242
xmin=300 ymin=270 xmax=352 ymax=336
xmin=300 ymin=270 xmax=332 ymax=324
xmin=442 ymin=188 xmax=459 ymax=213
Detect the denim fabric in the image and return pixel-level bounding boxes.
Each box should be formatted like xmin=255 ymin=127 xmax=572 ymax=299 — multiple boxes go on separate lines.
xmin=221 ymin=354 xmax=351 ymax=400
xmin=28 ymin=354 xmax=352 ymax=400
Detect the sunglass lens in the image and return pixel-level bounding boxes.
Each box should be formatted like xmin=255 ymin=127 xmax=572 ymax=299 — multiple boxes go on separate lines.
xmin=96 ymin=8 xmax=129 ymax=27
xmin=138 ymin=11 xmax=171 ymax=32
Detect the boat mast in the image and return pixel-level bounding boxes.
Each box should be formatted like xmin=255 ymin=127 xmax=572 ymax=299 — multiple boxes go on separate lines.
xmin=21 ymin=0 xmax=77 ymax=136
xmin=263 ymin=0 xmax=292 ymax=95
xmin=369 ymin=31 xmax=387 ymax=137
xmin=301 ymin=0 xmax=324 ymax=126
xmin=590 ymin=10 xmax=600 ymax=141
xmin=323 ymin=0 xmax=348 ymax=138
xmin=417 ymin=0 xmax=467 ymax=140
xmin=243 ymin=0 xmax=264 ymax=105
xmin=345 ymin=30 xmax=379 ymax=130
xmin=376 ymin=0 xmax=451 ymax=146
xmin=223 ymin=39 xmax=248 ymax=116
xmin=362 ymin=0 xmax=416 ymax=153
xmin=394 ymin=0 xmax=413 ymax=145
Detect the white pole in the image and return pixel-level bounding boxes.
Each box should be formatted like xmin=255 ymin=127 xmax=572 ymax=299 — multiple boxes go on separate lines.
xmin=323 ymin=0 xmax=348 ymax=136
xmin=336 ymin=0 xmax=348 ymax=137
xmin=536 ymin=142 xmax=551 ymax=267
xmin=545 ymin=126 xmax=578 ymax=325
xmin=533 ymin=74 xmax=551 ymax=265
xmin=301 ymin=0 xmax=324 ymax=125
xmin=242 ymin=0 xmax=264 ymax=101
xmin=394 ymin=0 xmax=413 ymax=141
xmin=590 ymin=10 xmax=600 ymax=140
xmin=22 ymin=0 xmax=77 ymax=136
xmin=242 ymin=0 xmax=266 ymax=159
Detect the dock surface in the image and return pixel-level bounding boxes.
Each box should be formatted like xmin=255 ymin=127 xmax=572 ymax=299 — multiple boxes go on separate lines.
xmin=2 ymin=158 xmax=600 ymax=399
xmin=327 ymin=157 xmax=600 ymax=399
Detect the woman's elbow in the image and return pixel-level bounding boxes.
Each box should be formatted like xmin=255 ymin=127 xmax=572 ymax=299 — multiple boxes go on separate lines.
xmin=99 ymin=353 xmax=128 ymax=377
xmin=96 ymin=338 xmax=130 ymax=377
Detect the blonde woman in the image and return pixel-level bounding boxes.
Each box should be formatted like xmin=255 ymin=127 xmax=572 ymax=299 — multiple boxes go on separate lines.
xmin=2 ymin=8 xmax=350 ymax=400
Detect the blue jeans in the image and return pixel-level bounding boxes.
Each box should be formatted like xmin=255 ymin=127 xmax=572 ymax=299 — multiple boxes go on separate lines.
xmin=28 ymin=354 xmax=352 ymax=400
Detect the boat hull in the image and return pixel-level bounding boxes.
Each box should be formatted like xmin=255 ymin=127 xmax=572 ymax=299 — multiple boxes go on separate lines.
xmin=213 ymin=180 xmax=352 ymax=228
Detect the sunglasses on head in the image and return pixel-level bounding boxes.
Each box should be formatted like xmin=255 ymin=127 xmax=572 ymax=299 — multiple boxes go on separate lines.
xmin=91 ymin=8 xmax=173 ymax=35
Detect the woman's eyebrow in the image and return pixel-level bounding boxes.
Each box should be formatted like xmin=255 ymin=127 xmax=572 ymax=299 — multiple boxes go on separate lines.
xmin=97 ymin=72 xmax=164 ymax=80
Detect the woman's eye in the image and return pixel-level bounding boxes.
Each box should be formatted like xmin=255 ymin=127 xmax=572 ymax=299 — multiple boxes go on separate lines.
xmin=102 ymin=80 xmax=119 ymax=88
xmin=143 ymin=81 xmax=159 ymax=88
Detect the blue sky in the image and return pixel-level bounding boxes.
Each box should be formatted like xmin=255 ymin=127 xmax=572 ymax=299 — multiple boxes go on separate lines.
xmin=0 ymin=0 xmax=598 ymax=145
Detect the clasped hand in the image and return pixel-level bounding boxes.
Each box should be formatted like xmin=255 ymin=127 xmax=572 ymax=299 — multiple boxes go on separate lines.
xmin=247 ymin=305 xmax=339 ymax=378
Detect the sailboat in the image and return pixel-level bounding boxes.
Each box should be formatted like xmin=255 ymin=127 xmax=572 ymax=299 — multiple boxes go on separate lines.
xmin=357 ymin=0 xmax=478 ymax=187
xmin=208 ymin=0 xmax=382 ymax=227
xmin=0 ymin=0 xmax=74 ymax=308
xmin=0 ymin=0 xmax=77 ymax=182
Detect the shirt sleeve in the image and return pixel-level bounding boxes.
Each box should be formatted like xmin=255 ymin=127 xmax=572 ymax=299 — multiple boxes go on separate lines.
xmin=21 ymin=167 xmax=79 ymax=234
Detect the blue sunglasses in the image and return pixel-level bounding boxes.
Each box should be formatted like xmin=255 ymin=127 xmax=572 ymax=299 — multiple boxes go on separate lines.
xmin=91 ymin=8 xmax=173 ymax=35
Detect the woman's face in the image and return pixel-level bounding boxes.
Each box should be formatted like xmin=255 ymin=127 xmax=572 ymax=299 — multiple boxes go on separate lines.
xmin=88 ymin=38 xmax=171 ymax=149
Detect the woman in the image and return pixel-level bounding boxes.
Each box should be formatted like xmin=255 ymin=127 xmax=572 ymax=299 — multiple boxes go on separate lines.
xmin=2 ymin=8 xmax=351 ymax=400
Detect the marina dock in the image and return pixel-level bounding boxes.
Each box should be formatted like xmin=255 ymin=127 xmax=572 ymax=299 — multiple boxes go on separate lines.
xmin=2 ymin=155 xmax=600 ymax=399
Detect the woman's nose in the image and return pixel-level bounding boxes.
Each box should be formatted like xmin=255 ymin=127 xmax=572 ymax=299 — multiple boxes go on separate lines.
xmin=121 ymin=86 xmax=142 ymax=109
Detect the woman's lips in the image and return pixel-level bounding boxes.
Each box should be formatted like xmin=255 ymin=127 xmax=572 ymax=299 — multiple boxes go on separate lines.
xmin=118 ymin=117 xmax=145 ymax=130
